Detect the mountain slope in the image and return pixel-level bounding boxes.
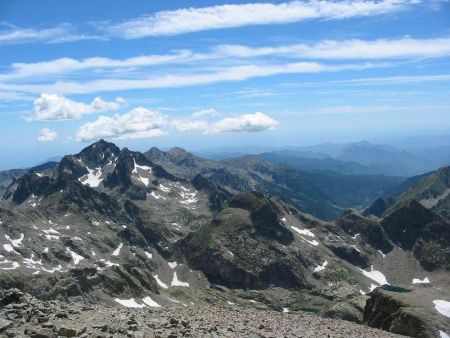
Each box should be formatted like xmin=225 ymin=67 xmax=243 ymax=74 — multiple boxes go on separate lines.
xmin=0 ymin=140 xmax=449 ymax=338
xmin=147 ymin=148 xmax=402 ymax=220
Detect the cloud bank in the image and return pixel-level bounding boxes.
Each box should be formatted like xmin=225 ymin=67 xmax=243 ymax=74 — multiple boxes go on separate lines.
xmin=75 ymin=108 xmax=278 ymax=142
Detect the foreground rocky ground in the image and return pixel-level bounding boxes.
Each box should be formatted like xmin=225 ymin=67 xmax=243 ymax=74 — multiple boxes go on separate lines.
xmin=0 ymin=289 xmax=405 ymax=338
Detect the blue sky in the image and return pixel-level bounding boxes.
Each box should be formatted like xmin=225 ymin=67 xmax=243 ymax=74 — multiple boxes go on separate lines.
xmin=1 ymin=0 xmax=450 ymax=169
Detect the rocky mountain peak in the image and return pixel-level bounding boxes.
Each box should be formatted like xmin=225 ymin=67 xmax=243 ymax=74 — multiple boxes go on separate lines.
xmin=78 ymin=139 xmax=121 ymax=166
xmin=166 ymin=147 xmax=199 ymax=167
xmin=145 ymin=146 xmax=167 ymax=162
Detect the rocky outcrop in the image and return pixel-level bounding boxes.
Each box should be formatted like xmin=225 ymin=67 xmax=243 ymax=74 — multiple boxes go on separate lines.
xmin=336 ymin=211 xmax=393 ymax=254
xmin=191 ymin=174 xmax=232 ymax=212
xmin=363 ymin=197 xmax=395 ymax=218
xmin=364 ymin=287 xmax=448 ymax=338
xmin=382 ymin=201 xmax=450 ymax=270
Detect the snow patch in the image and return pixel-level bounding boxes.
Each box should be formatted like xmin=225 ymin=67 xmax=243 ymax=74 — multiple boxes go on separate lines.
xmin=159 ymin=184 xmax=171 ymax=193
xmin=3 ymin=244 xmax=17 ymax=254
xmin=112 ymin=243 xmax=123 ymax=256
xmin=66 ymin=247 xmax=84 ymax=265
xmin=78 ymin=167 xmax=103 ymax=188
xmin=153 ymin=275 xmax=168 ymax=289
xmin=439 ymin=331 xmax=449 ymax=338
xmin=150 ymin=191 xmax=166 ymax=200
xmin=283 ymin=308 xmax=290 ymax=313
xmin=99 ymin=260 xmax=119 ymax=268
xmin=132 ymin=158 xmax=152 ymax=186
xmin=378 ymin=250 xmax=386 ymax=258
xmin=114 ymin=298 xmax=145 ymax=308
xmin=171 ymin=272 xmax=190 ymax=287
xmin=350 ymin=244 xmax=361 ymax=253
xmin=433 ymin=300 xmax=450 ymax=318
xmin=179 ymin=190 xmax=198 ymax=205
xmin=412 ymin=277 xmax=430 ymax=284
xmin=0 ymin=261 xmax=20 ymax=270
xmin=42 ymin=228 xmax=59 ymax=235
xmin=168 ymin=261 xmax=177 ymax=269
xmin=142 ymin=296 xmax=161 ymax=308
xmin=359 ymin=265 xmax=389 ymax=286
xmin=313 ymin=261 xmax=328 ymax=273
xmin=290 ymin=226 xmax=315 ymax=237
xmin=5 ymin=233 xmax=24 ymax=248
xmin=42 ymin=265 xmax=65 ymax=274
xmin=144 ymin=251 xmax=153 ymax=259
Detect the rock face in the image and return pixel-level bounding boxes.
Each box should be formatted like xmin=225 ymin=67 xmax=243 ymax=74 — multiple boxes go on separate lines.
xmin=381 ymin=201 xmax=450 ymax=270
xmin=364 ymin=286 xmax=449 ymax=338
xmin=363 ymin=197 xmax=395 ymax=218
xmin=336 ymin=211 xmax=393 ymax=254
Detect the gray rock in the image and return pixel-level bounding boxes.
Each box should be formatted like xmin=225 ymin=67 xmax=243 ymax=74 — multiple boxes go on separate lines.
xmin=30 ymin=328 xmax=57 ymax=338
xmin=0 ymin=318 xmax=13 ymax=332
xmin=58 ymin=326 xmax=77 ymax=337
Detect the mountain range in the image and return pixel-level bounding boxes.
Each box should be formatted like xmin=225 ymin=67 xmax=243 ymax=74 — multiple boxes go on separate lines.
xmin=0 ymin=140 xmax=449 ymax=337
xmin=199 ymin=140 xmax=450 ymax=177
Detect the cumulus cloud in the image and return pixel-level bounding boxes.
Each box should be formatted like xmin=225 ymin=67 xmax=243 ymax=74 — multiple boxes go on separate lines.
xmin=75 ymin=107 xmax=167 ymax=142
xmin=207 ymin=112 xmax=279 ymax=133
xmin=37 ymin=128 xmax=58 ymax=142
xmin=171 ymin=112 xmax=279 ymax=134
xmin=105 ymin=0 xmax=417 ymax=38
xmin=32 ymin=93 xmax=125 ymax=120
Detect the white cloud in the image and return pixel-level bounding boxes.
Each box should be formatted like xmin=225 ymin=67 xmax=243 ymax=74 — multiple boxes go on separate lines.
xmin=192 ymin=108 xmax=220 ymax=118
xmin=207 ymin=112 xmax=279 ymax=133
xmin=32 ymin=93 xmax=125 ymax=120
xmin=37 ymin=128 xmax=58 ymax=142
xmin=171 ymin=112 xmax=279 ymax=133
xmin=0 ymin=51 xmax=200 ymax=81
xmin=105 ymin=0 xmax=418 ymax=38
xmin=75 ymin=107 xmax=167 ymax=142
xmin=1 ymin=37 xmax=448 ymax=84
xmin=0 ymin=24 xmax=102 ymax=45
xmin=2 ymin=61 xmax=377 ymax=95
xmin=217 ymin=37 xmax=450 ymax=60
xmin=0 ymin=26 xmax=68 ymax=45
xmin=76 ymin=108 xmax=279 ymax=141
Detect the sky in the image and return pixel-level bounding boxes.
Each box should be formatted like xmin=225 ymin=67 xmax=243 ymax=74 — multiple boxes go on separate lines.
xmin=1 ymin=0 xmax=450 ymax=169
